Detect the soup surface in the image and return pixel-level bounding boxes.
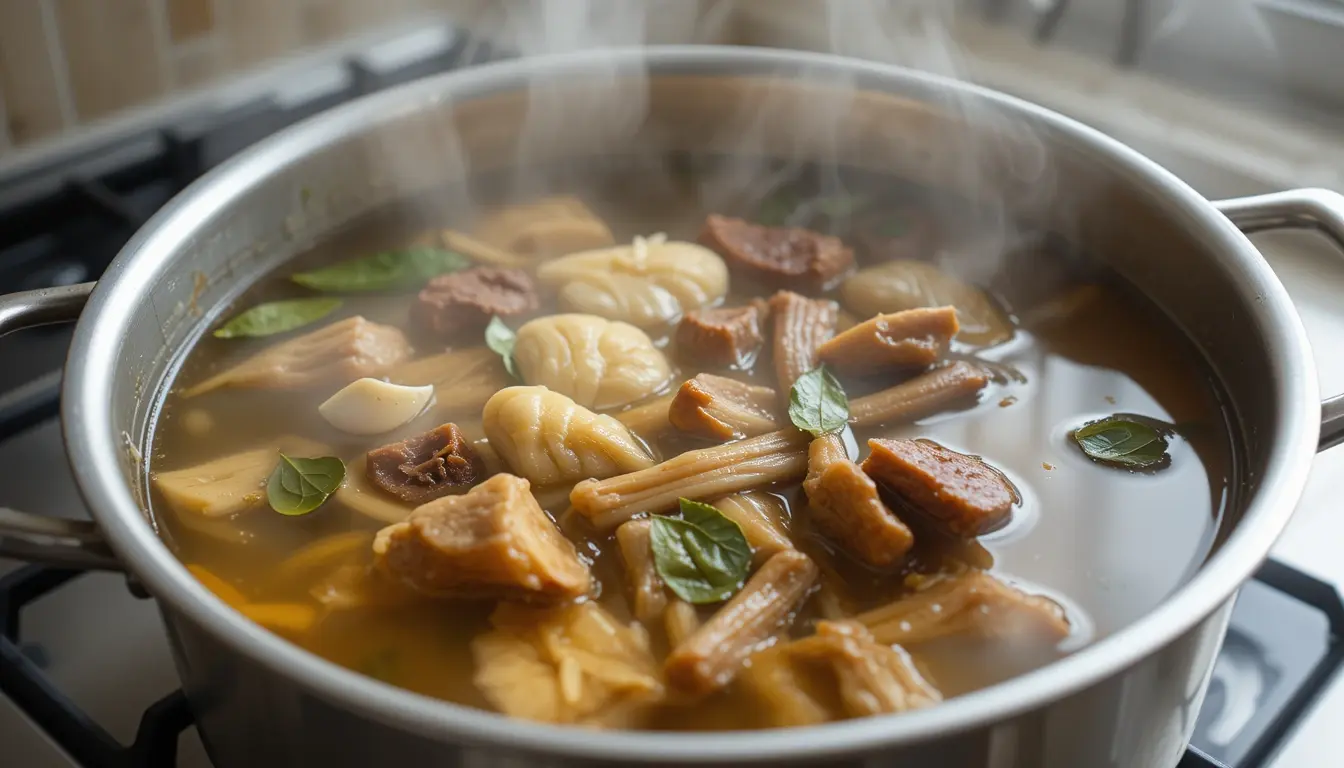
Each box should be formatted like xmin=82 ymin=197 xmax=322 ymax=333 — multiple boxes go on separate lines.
xmin=149 ymin=159 xmax=1232 ymax=730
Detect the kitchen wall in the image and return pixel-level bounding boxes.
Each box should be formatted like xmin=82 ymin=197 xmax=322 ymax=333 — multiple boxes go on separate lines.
xmin=0 ymin=0 xmax=494 ymax=154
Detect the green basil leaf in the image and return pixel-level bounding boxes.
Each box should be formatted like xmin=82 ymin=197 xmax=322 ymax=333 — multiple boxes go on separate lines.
xmin=213 ymin=297 xmax=342 ymax=339
xmin=291 ymin=248 xmax=469 ymax=293
xmin=484 ymin=315 xmax=519 ymax=380
xmin=266 ymin=453 xmax=346 ymax=516
xmin=649 ymin=498 xmax=752 ymax=604
xmin=788 ymin=365 xmax=850 ymax=437
xmin=1072 ymin=416 xmax=1170 ymax=469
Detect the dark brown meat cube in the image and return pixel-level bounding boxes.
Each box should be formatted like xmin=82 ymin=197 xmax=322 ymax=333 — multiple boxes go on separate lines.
xmin=366 ymin=423 xmax=487 ymax=506
xmin=413 ymin=267 xmax=538 ymax=338
xmin=373 ymin=473 xmax=591 ymax=603
xmin=861 ymin=438 xmax=1018 ymax=538
xmin=804 ymin=434 xmax=913 ymax=568
xmin=769 ymin=291 xmax=838 ymax=401
xmin=700 ymin=214 xmax=854 ymax=290
xmin=817 ymin=306 xmax=959 ymax=375
xmin=675 ymin=301 xmax=767 ymax=368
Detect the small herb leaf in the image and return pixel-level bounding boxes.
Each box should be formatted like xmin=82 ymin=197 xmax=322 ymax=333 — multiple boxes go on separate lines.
xmin=213 ymin=297 xmax=341 ymax=339
xmin=1072 ymin=416 xmax=1169 ymax=469
xmin=266 ymin=453 xmax=346 ymax=516
xmin=485 ymin=316 xmax=519 ymax=380
xmin=788 ymin=365 xmax=850 ymax=437
xmin=291 ymin=248 xmax=469 ymax=293
xmin=649 ymin=498 xmax=752 ymax=604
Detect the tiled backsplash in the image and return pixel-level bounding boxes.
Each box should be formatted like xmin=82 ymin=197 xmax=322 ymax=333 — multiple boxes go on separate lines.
xmin=0 ymin=0 xmax=464 ymax=153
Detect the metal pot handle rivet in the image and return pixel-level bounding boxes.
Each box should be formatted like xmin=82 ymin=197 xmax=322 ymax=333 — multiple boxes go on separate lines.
xmin=1215 ymin=188 xmax=1344 ymax=453
xmin=0 ymin=282 xmax=122 ymax=571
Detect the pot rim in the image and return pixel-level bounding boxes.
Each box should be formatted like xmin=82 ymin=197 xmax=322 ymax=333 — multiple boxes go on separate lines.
xmin=63 ymin=46 xmax=1319 ymax=762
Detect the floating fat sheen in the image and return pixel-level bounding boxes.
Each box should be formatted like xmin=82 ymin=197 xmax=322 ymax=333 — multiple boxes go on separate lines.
xmin=318 ymin=378 xmax=434 ymax=435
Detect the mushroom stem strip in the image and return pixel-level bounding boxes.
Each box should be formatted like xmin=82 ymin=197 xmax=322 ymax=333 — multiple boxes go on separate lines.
xmin=570 ymin=429 xmax=811 ymax=531
xmin=848 ymin=361 xmax=990 ymax=427
xmin=770 ymin=291 xmax=838 ymax=402
xmin=664 ymin=549 xmax=819 ymax=695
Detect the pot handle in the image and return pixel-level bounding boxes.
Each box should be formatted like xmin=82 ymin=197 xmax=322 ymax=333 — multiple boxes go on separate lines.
xmin=1214 ymin=188 xmax=1344 ymax=452
xmin=0 ymin=282 xmax=122 ymax=571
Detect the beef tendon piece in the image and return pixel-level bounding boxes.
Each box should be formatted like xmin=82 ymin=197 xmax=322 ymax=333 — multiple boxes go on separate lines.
xmin=153 ymin=436 xmax=327 ymax=519
xmin=848 ymin=361 xmax=989 ymax=428
xmin=615 ymin=519 xmax=668 ymax=625
xmin=366 ymin=423 xmax=487 ymax=506
xmin=858 ymin=570 xmax=1070 ymax=646
xmin=804 ymin=434 xmax=914 ymax=568
xmin=700 ymin=214 xmax=854 ymax=290
xmin=664 ymin=549 xmax=819 ymax=696
xmin=675 ymin=301 xmax=768 ymax=368
xmin=817 ymin=306 xmax=959 ymax=375
xmin=713 ymin=491 xmax=793 ymax=567
xmin=570 ymin=428 xmax=811 ymax=531
xmin=184 ymin=316 xmax=412 ymax=397
xmin=413 ymin=267 xmax=538 ymax=339
xmin=665 ymin=599 xmax=701 ymax=648
xmin=668 ymin=374 xmax=781 ymax=441
xmin=472 ymin=600 xmax=662 ymax=726
xmin=769 ymin=291 xmax=839 ymax=399
xmin=372 ymin=473 xmax=591 ymax=602
xmin=862 ymin=438 xmax=1018 ymax=538
xmin=740 ymin=620 xmax=940 ymax=726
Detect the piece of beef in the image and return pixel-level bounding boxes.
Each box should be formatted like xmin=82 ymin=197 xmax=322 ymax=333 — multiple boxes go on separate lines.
xmin=675 ymin=301 xmax=768 ymax=368
xmin=668 ymin=374 xmax=780 ymax=441
xmin=373 ymin=473 xmax=591 ymax=603
xmin=699 ymin=214 xmax=854 ymax=290
xmin=664 ymin=549 xmax=818 ymax=696
xmin=817 ymin=306 xmax=959 ymax=375
xmin=861 ymin=438 xmax=1018 ymax=538
xmin=414 ymin=267 xmax=538 ymax=339
xmin=183 ymin=316 xmax=411 ymax=396
xmin=366 ymin=423 xmax=487 ymax=506
xmin=769 ymin=291 xmax=839 ymax=401
xmin=858 ymin=570 xmax=1070 ymax=645
xmin=803 ymin=434 xmax=914 ymax=568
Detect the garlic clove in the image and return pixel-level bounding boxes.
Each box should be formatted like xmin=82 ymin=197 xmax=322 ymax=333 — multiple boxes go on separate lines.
xmin=318 ymin=378 xmax=433 ymax=435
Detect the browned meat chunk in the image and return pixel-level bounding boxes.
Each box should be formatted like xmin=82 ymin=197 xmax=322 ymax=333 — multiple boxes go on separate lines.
xmin=862 ymin=438 xmax=1018 ymax=538
xmin=668 ymin=374 xmax=781 ymax=441
xmin=740 ymin=620 xmax=940 ymax=726
xmin=615 ymin=519 xmax=668 ymax=625
xmin=675 ymin=301 xmax=768 ymax=368
xmin=804 ymin=434 xmax=913 ymax=568
xmin=183 ymin=316 xmax=411 ymax=396
xmin=366 ymin=423 xmax=487 ymax=506
xmin=373 ymin=473 xmax=591 ymax=602
xmin=413 ymin=267 xmax=538 ymax=338
xmin=700 ymin=214 xmax=854 ymax=290
xmin=664 ymin=549 xmax=818 ymax=696
xmin=848 ymin=361 xmax=989 ymax=427
xmin=817 ymin=306 xmax=959 ymax=375
xmin=858 ymin=570 xmax=1070 ymax=646
xmin=570 ymin=428 xmax=811 ymax=531
xmin=769 ymin=291 xmax=838 ymax=400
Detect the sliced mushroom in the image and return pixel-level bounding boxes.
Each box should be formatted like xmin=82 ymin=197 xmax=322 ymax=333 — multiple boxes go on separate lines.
xmin=570 ymin=429 xmax=811 ymax=531
xmin=664 ymin=549 xmax=819 ymax=696
xmin=816 ymin=306 xmax=959 ymax=375
xmin=668 ymin=374 xmax=781 ymax=441
xmin=848 ymin=361 xmax=989 ymax=428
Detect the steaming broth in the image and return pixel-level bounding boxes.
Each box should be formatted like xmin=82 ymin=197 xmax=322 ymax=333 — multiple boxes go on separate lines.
xmin=149 ymin=160 xmax=1231 ymax=729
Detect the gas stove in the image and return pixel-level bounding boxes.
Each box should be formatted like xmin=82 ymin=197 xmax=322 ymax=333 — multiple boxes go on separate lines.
xmin=1 ymin=16 xmax=1342 ymax=768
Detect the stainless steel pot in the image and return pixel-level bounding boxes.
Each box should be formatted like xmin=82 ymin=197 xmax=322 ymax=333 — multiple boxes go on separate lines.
xmin=1 ymin=46 xmax=1342 ymax=768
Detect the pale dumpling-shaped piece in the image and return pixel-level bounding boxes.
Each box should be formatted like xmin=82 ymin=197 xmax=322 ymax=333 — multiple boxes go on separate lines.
xmin=840 ymin=261 xmax=1013 ymax=347
xmin=513 ymin=314 xmax=672 ymax=410
xmin=536 ymin=234 xmax=729 ymax=327
xmin=482 ymin=386 xmax=655 ymax=486
xmin=318 ymin=378 xmax=433 ymax=435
